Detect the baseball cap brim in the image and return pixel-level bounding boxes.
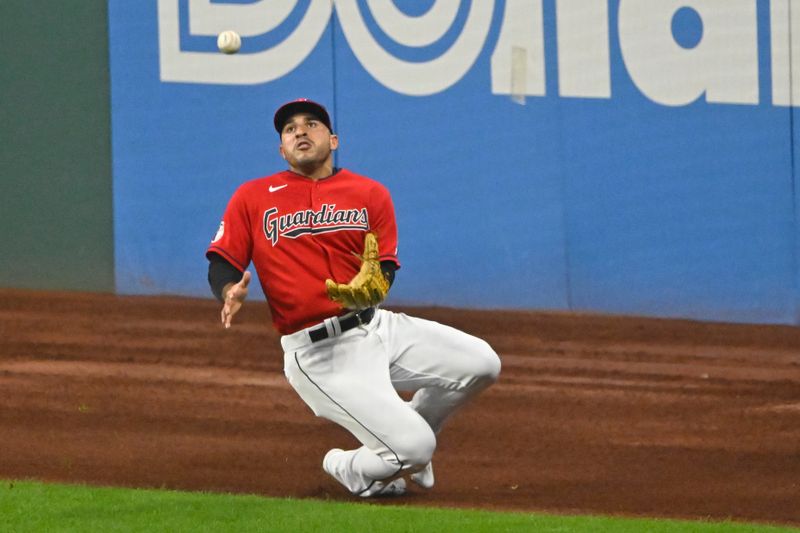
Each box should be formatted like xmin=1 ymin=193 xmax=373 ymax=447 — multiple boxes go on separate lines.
xmin=273 ymin=99 xmax=332 ymax=133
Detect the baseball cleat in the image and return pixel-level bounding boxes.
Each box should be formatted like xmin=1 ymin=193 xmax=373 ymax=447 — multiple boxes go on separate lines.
xmin=322 ymin=448 xmax=346 ymax=483
xmin=410 ymin=461 xmax=434 ymax=489
xmin=360 ymin=477 xmax=406 ymax=498
xmin=323 ymin=448 xmax=406 ymax=498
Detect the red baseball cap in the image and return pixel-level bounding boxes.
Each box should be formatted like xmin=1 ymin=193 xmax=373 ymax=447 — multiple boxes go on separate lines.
xmin=273 ymin=98 xmax=333 ymax=133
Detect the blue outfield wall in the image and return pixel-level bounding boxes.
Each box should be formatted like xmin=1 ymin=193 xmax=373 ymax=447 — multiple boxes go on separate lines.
xmin=109 ymin=0 xmax=800 ymax=325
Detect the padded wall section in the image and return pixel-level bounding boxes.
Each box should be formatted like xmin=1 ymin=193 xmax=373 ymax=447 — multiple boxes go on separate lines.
xmin=108 ymin=1 xmax=799 ymax=324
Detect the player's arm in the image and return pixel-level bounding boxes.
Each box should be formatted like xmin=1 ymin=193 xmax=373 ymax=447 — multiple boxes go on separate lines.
xmin=207 ymin=183 xmax=256 ymax=328
xmin=208 ymin=252 xmax=251 ymax=329
xmin=325 ymin=183 xmax=399 ymax=310
xmin=371 ymin=183 xmax=398 ymax=291
xmin=368 ymin=183 xmax=400 ymax=269
xmin=380 ymin=261 xmax=396 ymax=286
xmin=208 ymin=253 xmax=243 ymax=300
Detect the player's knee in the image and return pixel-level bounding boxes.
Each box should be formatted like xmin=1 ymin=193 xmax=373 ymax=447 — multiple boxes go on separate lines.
xmin=392 ymin=423 xmax=436 ymax=468
xmin=471 ymin=340 xmax=501 ymax=387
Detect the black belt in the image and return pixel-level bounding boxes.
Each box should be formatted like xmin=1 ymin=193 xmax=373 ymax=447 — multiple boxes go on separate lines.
xmin=308 ymin=307 xmax=375 ymax=343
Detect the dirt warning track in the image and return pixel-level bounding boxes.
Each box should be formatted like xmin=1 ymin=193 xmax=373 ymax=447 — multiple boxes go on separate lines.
xmin=1 ymin=289 xmax=798 ymax=526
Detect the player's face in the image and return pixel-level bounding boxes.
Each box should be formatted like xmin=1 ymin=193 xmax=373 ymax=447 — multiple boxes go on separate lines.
xmin=279 ymin=113 xmax=338 ymax=174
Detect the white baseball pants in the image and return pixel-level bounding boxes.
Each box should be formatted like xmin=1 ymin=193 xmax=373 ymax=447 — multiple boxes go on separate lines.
xmin=281 ymin=308 xmax=501 ymax=495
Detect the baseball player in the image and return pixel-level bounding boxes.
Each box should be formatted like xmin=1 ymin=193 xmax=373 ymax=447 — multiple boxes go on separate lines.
xmin=206 ymin=99 xmax=500 ymax=497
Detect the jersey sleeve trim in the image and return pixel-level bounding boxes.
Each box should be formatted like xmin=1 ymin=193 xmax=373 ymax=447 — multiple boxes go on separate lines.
xmin=206 ymin=245 xmax=246 ymax=272
xmin=379 ymin=254 xmax=400 ymax=269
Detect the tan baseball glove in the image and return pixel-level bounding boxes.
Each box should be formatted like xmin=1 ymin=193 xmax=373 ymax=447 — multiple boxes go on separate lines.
xmin=325 ymin=232 xmax=390 ymax=310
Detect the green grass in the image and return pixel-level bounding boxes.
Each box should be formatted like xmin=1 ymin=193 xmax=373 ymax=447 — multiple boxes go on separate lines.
xmin=0 ymin=480 xmax=797 ymax=532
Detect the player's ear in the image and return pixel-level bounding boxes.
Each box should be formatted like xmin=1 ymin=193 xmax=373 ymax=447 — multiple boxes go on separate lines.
xmin=279 ymin=144 xmax=287 ymax=160
xmin=330 ymin=134 xmax=339 ymax=151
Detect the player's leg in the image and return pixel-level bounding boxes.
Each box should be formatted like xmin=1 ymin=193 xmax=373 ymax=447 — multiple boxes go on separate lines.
xmin=282 ymin=324 xmax=435 ymax=496
xmin=382 ymin=309 xmax=501 ymax=431
xmin=379 ymin=309 xmax=501 ymax=486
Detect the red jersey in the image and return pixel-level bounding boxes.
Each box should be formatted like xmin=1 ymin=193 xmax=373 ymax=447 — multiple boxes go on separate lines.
xmin=207 ymin=168 xmax=400 ymax=335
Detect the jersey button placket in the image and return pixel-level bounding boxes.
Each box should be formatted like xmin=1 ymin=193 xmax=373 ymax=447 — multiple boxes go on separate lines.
xmin=312 ymin=182 xmax=322 ymax=210
xmin=310 ymin=182 xmax=321 ymax=236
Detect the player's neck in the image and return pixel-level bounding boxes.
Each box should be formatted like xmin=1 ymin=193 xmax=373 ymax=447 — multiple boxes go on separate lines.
xmin=290 ymin=161 xmax=335 ymax=181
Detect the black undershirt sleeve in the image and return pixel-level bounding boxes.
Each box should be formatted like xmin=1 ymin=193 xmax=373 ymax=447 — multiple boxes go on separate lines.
xmin=380 ymin=260 xmax=397 ymax=286
xmin=207 ymin=252 xmax=244 ymax=302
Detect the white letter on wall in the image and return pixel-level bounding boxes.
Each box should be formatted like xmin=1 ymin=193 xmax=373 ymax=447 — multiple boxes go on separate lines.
xmin=491 ymin=0 xmax=546 ymax=97
xmin=618 ymin=0 xmax=759 ymax=106
xmin=158 ymin=0 xmax=332 ymax=85
xmin=335 ymin=0 xmax=494 ymax=96
xmin=556 ymin=0 xmax=611 ymax=98
xmin=770 ymin=0 xmax=800 ymax=106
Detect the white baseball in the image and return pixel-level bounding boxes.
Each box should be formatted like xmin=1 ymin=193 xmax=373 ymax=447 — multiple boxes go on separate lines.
xmin=217 ymin=31 xmax=241 ymax=54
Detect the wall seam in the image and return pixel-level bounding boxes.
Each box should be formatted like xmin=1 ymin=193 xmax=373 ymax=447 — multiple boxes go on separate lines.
xmin=789 ymin=0 xmax=800 ymax=325
xmin=330 ymin=0 xmax=340 ymax=169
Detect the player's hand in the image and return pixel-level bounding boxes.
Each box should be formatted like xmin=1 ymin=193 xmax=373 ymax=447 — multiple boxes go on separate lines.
xmin=221 ymin=271 xmax=251 ymax=329
xmin=325 ymin=233 xmax=389 ymax=310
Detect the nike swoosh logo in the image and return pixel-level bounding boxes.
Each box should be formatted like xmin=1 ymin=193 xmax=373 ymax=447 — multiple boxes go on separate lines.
xmin=269 ymin=184 xmax=288 ymax=193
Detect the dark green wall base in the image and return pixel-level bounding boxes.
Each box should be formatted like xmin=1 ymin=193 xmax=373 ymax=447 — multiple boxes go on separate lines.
xmin=0 ymin=1 xmax=113 ymax=291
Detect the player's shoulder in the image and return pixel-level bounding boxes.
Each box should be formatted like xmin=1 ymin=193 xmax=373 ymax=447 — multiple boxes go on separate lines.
xmin=234 ymin=171 xmax=290 ymax=194
xmin=335 ymin=168 xmax=391 ymax=192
